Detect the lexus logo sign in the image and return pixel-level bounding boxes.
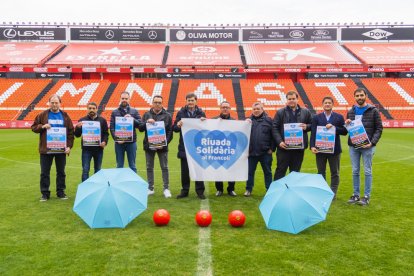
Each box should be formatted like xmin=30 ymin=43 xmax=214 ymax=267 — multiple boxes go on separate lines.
xmin=3 ymin=29 xmax=17 ymax=39
xmin=105 ymin=30 xmax=115 ymax=39
xmin=148 ymin=30 xmax=157 ymax=40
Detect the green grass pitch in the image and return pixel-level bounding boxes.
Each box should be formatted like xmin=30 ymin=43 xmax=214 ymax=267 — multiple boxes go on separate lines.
xmin=0 ymin=129 xmax=413 ymax=275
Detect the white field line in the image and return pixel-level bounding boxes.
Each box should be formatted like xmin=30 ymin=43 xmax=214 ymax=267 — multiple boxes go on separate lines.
xmin=0 ymin=143 xmax=413 ymax=170
xmin=196 ymin=185 xmax=213 ymax=276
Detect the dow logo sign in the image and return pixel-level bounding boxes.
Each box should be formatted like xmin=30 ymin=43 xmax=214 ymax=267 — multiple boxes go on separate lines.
xmin=362 ymin=29 xmax=393 ymax=40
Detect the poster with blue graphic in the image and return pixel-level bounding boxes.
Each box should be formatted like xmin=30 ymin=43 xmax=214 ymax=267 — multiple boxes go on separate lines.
xmin=284 ymin=123 xmax=304 ymax=149
xmin=146 ymin=121 xmax=167 ymax=149
xmin=114 ymin=117 xmax=133 ymax=142
xmin=182 ymin=118 xmax=251 ymax=181
xmin=315 ymin=126 xmax=336 ymax=154
xmin=346 ymin=119 xmax=370 ymax=148
xmin=46 ymin=127 xmax=66 ymax=154
xmin=82 ymin=121 xmax=101 ymax=146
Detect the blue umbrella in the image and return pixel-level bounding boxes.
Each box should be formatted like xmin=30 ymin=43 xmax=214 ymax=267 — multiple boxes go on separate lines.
xmin=259 ymin=171 xmax=334 ymax=234
xmin=73 ymin=168 xmax=148 ymax=229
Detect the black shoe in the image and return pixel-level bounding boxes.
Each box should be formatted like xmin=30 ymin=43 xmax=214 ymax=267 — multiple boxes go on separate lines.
xmin=57 ymin=193 xmax=68 ymax=200
xmin=347 ymin=194 xmax=360 ymax=204
xmin=197 ymin=194 xmax=206 ymax=200
xmin=357 ymin=196 xmax=370 ymax=206
xmin=228 ymin=191 xmax=237 ymax=197
xmin=176 ymin=193 xmax=188 ymax=199
xmin=39 ymin=194 xmax=49 ymax=202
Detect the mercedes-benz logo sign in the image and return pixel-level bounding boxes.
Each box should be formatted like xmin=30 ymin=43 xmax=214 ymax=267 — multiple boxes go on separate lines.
xmin=148 ymin=30 xmax=157 ymax=40
xmin=105 ymin=30 xmax=115 ymax=39
xmin=3 ymin=29 xmax=17 ymax=39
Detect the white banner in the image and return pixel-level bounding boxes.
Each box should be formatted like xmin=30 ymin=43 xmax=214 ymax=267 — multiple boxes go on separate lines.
xmin=182 ymin=118 xmax=251 ymax=181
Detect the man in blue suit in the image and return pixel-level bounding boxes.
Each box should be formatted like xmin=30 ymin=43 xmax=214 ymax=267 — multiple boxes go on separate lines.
xmin=310 ymin=96 xmax=347 ymax=198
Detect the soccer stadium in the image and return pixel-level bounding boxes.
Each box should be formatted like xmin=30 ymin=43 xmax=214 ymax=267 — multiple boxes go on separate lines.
xmin=1 ymin=19 xmax=413 ymax=275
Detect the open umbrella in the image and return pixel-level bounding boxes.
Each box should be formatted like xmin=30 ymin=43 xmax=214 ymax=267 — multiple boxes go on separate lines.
xmin=259 ymin=171 xmax=334 ymax=234
xmin=73 ymin=168 xmax=148 ymax=228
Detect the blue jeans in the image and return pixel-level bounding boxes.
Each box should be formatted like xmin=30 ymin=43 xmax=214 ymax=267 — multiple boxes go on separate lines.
xmin=246 ymin=153 xmax=273 ymax=192
xmin=81 ymin=149 xmax=104 ymax=182
xmin=349 ymin=146 xmax=376 ymax=197
xmin=115 ymin=142 xmax=137 ymax=173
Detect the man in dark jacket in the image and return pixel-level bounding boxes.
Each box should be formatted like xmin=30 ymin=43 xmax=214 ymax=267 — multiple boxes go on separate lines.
xmin=74 ymin=102 xmax=109 ymax=182
xmin=138 ymin=95 xmax=173 ymax=198
xmin=310 ymin=96 xmax=347 ymax=198
xmin=345 ymin=88 xmax=383 ymax=206
xmin=110 ymin=91 xmax=141 ymax=173
xmin=213 ymin=101 xmax=237 ymax=197
xmin=31 ymin=94 xmax=74 ymax=201
xmin=173 ymin=93 xmax=206 ymax=199
xmin=245 ymin=102 xmax=275 ymax=196
xmin=272 ymin=90 xmax=312 ymax=181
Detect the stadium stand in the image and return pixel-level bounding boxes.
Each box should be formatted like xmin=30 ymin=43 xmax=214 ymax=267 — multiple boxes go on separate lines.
xmin=24 ymin=79 xmax=111 ymax=121
xmin=239 ymin=79 xmax=299 ymax=118
xmin=101 ymin=79 xmax=173 ymax=120
xmin=0 ymin=79 xmax=51 ymax=120
xmin=299 ymin=79 xmax=362 ymax=117
xmin=361 ymin=78 xmax=414 ymax=120
xmin=175 ymin=79 xmax=236 ymax=118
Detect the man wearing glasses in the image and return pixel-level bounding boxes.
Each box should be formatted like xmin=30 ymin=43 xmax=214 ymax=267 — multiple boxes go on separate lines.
xmin=139 ymin=95 xmax=173 ymax=198
xmin=212 ymin=101 xmax=237 ymax=197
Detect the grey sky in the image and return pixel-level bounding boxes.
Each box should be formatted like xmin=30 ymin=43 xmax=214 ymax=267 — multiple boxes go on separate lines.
xmin=2 ymin=0 xmax=412 ymax=26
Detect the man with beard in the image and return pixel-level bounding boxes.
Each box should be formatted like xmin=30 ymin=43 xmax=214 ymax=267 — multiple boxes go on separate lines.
xmin=138 ymin=95 xmax=173 ymax=198
xmin=173 ymin=93 xmax=206 ymax=199
xmin=213 ymin=101 xmax=237 ymax=197
xmin=74 ymin=102 xmax=109 ymax=181
xmin=31 ymin=94 xmax=74 ymax=201
xmin=310 ymin=96 xmax=347 ymax=198
xmin=345 ymin=88 xmax=383 ymax=206
xmin=272 ymin=91 xmax=312 ymax=180
xmin=110 ymin=91 xmax=142 ymax=173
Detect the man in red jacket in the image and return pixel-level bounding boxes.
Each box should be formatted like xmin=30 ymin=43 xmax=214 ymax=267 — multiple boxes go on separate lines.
xmin=31 ymin=95 xmax=74 ymax=202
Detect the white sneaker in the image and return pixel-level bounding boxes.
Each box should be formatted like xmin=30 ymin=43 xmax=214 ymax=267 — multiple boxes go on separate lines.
xmin=148 ymin=189 xmax=155 ymax=196
xmin=163 ymin=189 xmax=172 ymax=198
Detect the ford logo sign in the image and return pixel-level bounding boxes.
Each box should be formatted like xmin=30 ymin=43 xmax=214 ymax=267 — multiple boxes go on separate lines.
xmin=313 ymin=30 xmax=329 ymax=36
xmin=289 ymin=30 xmax=304 ymax=38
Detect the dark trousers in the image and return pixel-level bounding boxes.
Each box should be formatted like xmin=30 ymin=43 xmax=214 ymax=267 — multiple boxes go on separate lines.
xmin=316 ymin=153 xmax=341 ymax=195
xmin=274 ymin=149 xmax=305 ymax=181
xmin=81 ymin=149 xmax=104 ymax=182
xmin=40 ymin=153 xmax=66 ymax=197
xmin=246 ymin=153 xmax=273 ymax=191
xmin=215 ymin=181 xmax=235 ymax=192
xmin=180 ymin=158 xmax=205 ymax=195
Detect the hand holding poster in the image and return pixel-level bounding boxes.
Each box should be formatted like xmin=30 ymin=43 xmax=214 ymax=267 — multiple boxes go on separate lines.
xmin=114 ymin=117 xmax=133 ymax=142
xmin=82 ymin=121 xmax=101 ymax=146
xmin=346 ymin=119 xmax=370 ymax=148
xmin=146 ymin=121 xmax=167 ymax=149
xmin=284 ymin=123 xmax=304 ymax=149
xmin=315 ymin=126 xmax=336 ymax=154
xmin=181 ymin=118 xmax=251 ymax=181
xmin=46 ymin=127 xmax=67 ymax=153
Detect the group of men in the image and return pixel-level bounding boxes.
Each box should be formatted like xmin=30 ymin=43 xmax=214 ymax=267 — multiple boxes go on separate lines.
xmin=32 ymin=87 xmax=382 ymax=206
